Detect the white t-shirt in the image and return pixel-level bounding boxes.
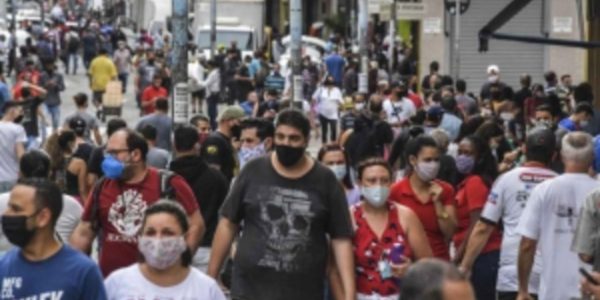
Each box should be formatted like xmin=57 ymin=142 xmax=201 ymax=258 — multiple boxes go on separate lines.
xmin=105 ymin=263 xmax=227 ymax=300
xmin=481 ymin=165 xmax=557 ymax=293
xmin=382 ymin=97 xmax=416 ymax=125
xmin=313 ymin=87 xmax=343 ymax=120
xmin=0 ymin=122 xmax=26 ymax=182
xmin=517 ymin=173 xmax=597 ymax=300
xmin=0 ymin=193 xmax=82 ymax=256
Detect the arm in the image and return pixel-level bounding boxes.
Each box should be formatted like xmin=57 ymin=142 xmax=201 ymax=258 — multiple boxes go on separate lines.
xmin=459 ymin=221 xmax=495 ymax=272
xmin=186 ymin=210 xmax=205 ymax=252
xmin=331 ymin=238 xmax=356 ymax=300
xmin=15 ymin=142 xmax=25 ymax=161
xmin=430 ymin=183 xmax=457 ymax=242
xmin=454 ymin=209 xmax=482 ymax=263
xmin=517 ymin=237 xmax=537 ymax=299
xmin=75 ymin=159 xmax=89 ymax=201
xmin=93 ymin=128 xmax=102 ymax=146
xmin=327 ymin=245 xmax=346 ymax=300
xmin=207 ymin=218 xmax=239 ymax=279
xmin=400 ymin=205 xmax=433 ymax=259
xmin=70 ymin=221 xmax=96 ymax=254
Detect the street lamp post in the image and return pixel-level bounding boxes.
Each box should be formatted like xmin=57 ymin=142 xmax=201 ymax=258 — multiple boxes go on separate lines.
xmin=358 ymin=0 xmax=368 ymax=94
xmin=290 ymin=0 xmax=302 ymax=107
xmin=171 ymin=0 xmax=189 ymax=125
xmin=445 ymin=0 xmax=470 ymax=80
xmin=210 ymin=0 xmax=216 ymax=58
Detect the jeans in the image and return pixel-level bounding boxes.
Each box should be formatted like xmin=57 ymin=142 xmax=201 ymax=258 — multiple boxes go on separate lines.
xmin=319 ymin=114 xmax=338 ymax=144
xmin=471 ymin=250 xmax=500 ymax=300
xmin=66 ymin=52 xmax=79 ymax=74
xmin=45 ymin=104 xmax=60 ymax=131
xmin=118 ymin=73 xmax=128 ymax=93
xmin=207 ymin=93 xmax=220 ymax=130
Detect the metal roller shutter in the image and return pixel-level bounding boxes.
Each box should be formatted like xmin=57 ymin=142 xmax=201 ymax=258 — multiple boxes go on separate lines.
xmin=457 ymin=0 xmax=544 ymax=95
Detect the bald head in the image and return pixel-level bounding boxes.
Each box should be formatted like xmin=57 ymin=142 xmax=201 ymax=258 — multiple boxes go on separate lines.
xmin=401 ymin=258 xmax=474 ymax=300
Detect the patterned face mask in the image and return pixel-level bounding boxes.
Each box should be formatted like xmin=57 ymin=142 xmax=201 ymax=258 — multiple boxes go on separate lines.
xmin=238 ymin=143 xmax=267 ymax=168
xmin=138 ymin=236 xmax=187 ymax=270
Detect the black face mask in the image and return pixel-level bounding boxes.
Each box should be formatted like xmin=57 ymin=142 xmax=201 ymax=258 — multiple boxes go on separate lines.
xmin=14 ymin=115 xmax=24 ymax=124
xmin=231 ymin=124 xmax=241 ymax=138
xmin=275 ymin=144 xmax=306 ymax=167
xmin=2 ymin=214 xmax=37 ymax=248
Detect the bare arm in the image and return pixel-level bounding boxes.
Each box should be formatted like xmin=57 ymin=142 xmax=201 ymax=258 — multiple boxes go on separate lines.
xmin=73 ymin=159 xmax=89 ymax=201
xmin=454 ymin=210 xmax=482 ymax=263
xmin=86 ymin=174 xmax=98 ymax=197
xmin=431 ymin=183 xmax=457 ymax=242
xmin=69 ymin=221 xmax=96 ymax=254
xmin=517 ymin=237 xmax=537 ymax=299
xmin=93 ymin=128 xmax=102 ymax=146
xmin=327 ymin=245 xmax=346 ymax=300
xmin=399 ymin=204 xmax=433 ymax=259
xmin=186 ymin=210 xmax=205 ymax=252
xmin=459 ymin=221 xmax=495 ymax=271
xmin=15 ymin=142 xmax=25 ymax=161
xmin=207 ymin=218 xmax=239 ymax=278
xmin=331 ymin=238 xmax=356 ymax=300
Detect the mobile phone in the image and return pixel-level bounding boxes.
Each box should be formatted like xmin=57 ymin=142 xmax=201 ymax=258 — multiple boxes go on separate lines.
xmin=580 ymin=267 xmax=599 ymax=285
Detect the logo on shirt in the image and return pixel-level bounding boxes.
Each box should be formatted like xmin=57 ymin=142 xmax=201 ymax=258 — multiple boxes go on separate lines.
xmin=1 ymin=277 xmax=64 ymax=299
xmin=108 ymin=189 xmax=148 ymax=239
xmin=519 ymin=172 xmax=554 ymax=184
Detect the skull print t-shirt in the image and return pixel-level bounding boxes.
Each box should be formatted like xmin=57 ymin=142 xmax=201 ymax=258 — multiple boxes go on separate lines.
xmin=220 ymin=156 xmax=353 ymax=300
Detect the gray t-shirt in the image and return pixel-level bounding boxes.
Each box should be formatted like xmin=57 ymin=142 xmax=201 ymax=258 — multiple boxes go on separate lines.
xmin=0 ymin=193 xmax=83 ymax=256
xmin=220 ymin=156 xmax=353 ymax=300
xmin=0 ymin=122 xmax=27 ymax=182
xmin=63 ymin=111 xmax=100 ymax=142
xmin=146 ymin=147 xmax=170 ymax=169
xmin=113 ymin=48 xmax=132 ymax=74
xmin=135 ymin=114 xmax=172 ymax=151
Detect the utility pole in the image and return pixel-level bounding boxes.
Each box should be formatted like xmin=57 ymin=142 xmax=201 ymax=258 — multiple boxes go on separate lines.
xmin=210 ymin=0 xmax=216 ymax=58
xmin=358 ymin=0 xmax=368 ymax=94
xmin=388 ymin=0 xmax=396 ymax=74
xmin=290 ymin=0 xmax=302 ymax=107
xmin=453 ymin=0 xmax=460 ymax=80
xmin=171 ymin=0 xmax=189 ymax=125
xmin=11 ymin=0 xmax=16 ymax=31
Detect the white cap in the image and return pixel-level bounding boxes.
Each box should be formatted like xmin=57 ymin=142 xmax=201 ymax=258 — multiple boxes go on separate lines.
xmin=487 ymin=64 xmax=500 ymax=74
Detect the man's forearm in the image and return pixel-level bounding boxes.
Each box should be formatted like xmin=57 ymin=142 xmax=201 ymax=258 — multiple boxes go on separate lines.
xmin=517 ymin=237 xmax=537 ymax=294
xmin=460 ymin=221 xmax=494 ymax=270
xmin=207 ymin=218 xmax=238 ymax=278
xmin=332 ymin=238 xmax=356 ymax=300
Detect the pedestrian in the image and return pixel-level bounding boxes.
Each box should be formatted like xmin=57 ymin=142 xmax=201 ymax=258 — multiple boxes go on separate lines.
xmin=170 ymin=125 xmax=229 ymax=272
xmin=516 ymin=132 xmax=596 ymax=300
xmin=451 ymin=135 xmax=501 ymax=300
xmin=401 ymin=258 xmax=475 ymax=300
xmin=313 ymin=75 xmax=344 ymax=144
xmin=0 ymin=102 xmax=26 ymax=193
xmin=85 ymin=118 xmax=127 ymax=186
xmin=459 ymin=128 xmax=557 ymax=300
xmin=240 ymin=91 xmax=260 ymax=117
xmin=188 ymin=53 xmax=205 ymax=114
xmin=113 ymin=40 xmax=132 ymax=94
xmin=324 ymin=46 xmax=345 ymax=86
xmin=70 ymin=129 xmax=205 ymax=277
xmin=0 ymin=74 xmax=10 ymax=112
xmin=264 ymin=63 xmax=285 ymax=95
xmin=439 ymin=97 xmax=463 ymax=142
xmin=480 ymin=65 xmax=507 ymax=102
xmin=135 ymin=98 xmax=172 ymax=151
xmin=238 ymin=118 xmax=274 ymax=169
xmin=350 ymin=157 xmax=432 ymax=299
xmin=66 ymin=116 xmax=95 ymax=164
xmin=140 ymin=75 xmax=168 ymax=116
xmin=201 ymin=60 xmax=221 ymax=129
xmin=207 ymin=109 xmax=356 ymax=300
xmin=235 ymin=55 xmax=254 ymax=104
xmin=18 ymin=86 xmax=47 ymax=150
xmin=558 ymin=102 xmax=594 ymax=132
xmin=135 ymin=50 xmax=157 ymax=109
xmin=455 ymin=79 xmax=478 ymax=117
xmin=389 ymin=135 xmax=457 ymax=260
xmin=39 ymin=63 xmax=65 ymax=133
xmin=81 ymin=29 xmax=99 ymax=70
xmin=257 ymin=89 xmax=281 ymax=120
xmin=200 ymin=105 xmax=244 ymax=183
xmin=0 ymin=178 xmax=106 ymax=299
xmin=138 ymin=124 xmax=170 ymax=169
xmin=63 ymin=93 xmax=103 ymax=145
xmin=65 ymin=29 xmax=81 ymax=75
xmin=0 ymin=150 xmax=83 ymax=257
xmin=45 ymin=130 xmax=89 ymax=202
xmin=104 ymin=201 xmax=226 ymax=299
xmin=88 ymin=48 xmax=118 ymax=117
xmin=190 ymin=114 xmax=212 ymax=144
xmin=317 ymin=144 xmax=360 ymax=205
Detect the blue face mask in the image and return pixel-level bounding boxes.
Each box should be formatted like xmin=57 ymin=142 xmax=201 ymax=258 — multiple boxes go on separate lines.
xmin=102 ymin=155 xmax=125 ymax=180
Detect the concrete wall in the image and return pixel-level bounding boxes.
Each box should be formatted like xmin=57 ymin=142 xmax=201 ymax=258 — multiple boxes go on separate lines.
xmin=419 ymin=0 xmax=445 ymax=77
xmin=547 ymin=0 xmax=586 ymax=83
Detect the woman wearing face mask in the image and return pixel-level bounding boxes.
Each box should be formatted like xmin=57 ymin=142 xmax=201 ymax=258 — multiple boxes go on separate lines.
xmin=45 ymin=130 xmax=88 ymax=202
xmin=318 ymin=144 xmax=360 ymax=205
xmin=474 ymin=121 xmax=519 ymax=172
xmin=452 ymin=135 xmax=501 ymax=300
xmin=105 ymin=201 xmax=226 ymax=300
xmin=389 ymin=135 xmax=457 ymax=260
xmin=312 ymin=75 xmax=344 ymax=144
xmin=352 ymin=157 xmax=432 ymax=300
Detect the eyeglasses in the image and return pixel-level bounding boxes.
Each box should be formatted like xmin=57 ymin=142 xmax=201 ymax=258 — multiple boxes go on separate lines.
xmin=104 ymin=148 xmax=130 ymax=156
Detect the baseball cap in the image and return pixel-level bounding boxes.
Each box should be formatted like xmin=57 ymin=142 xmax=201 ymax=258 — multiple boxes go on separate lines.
xmin=427 ymin=106 xmax=444 ymax=118
xmin=69 ymin=116 xmax=87 ymax=135
xmin=217 ymin=106 xmax=245 ymax=122
xmin=487 ymin=64 xmax=500 ymax=74
xmin=526 ymin=127 xmax=556 ymax=151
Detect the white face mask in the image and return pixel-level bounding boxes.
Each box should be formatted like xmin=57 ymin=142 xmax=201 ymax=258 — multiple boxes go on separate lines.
xmin=361 ymin=186 xmax=390 ymax=208
xmin=355 ymin=103 xmax=366 ymax=111
xmin=488 ymin=75 xmax=499 ymax=83
xmin=580 ymin=120 xmax=590 ymax=128
xmin=414 ymin=161 xmax=440 ymax=182
xmin=138 ymin=236 xmax=187 ymax=270
xmin=329 ymin=164 xmax=347 ymax=181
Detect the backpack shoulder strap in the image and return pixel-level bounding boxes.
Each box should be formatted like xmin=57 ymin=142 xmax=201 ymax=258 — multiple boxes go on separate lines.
xmin=157 ymin=169 xmax=177 ymax=200
xmin=90 ymin=177 xmax=107 ymax=232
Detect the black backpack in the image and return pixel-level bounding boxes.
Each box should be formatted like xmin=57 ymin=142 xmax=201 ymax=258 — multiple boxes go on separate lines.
xmin=90 ymin=169 xmax=176 ymax=232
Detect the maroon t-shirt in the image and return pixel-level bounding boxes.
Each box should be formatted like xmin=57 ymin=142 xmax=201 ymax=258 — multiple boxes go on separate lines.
xmin=82 ymin=168 xmax=199 ymax=277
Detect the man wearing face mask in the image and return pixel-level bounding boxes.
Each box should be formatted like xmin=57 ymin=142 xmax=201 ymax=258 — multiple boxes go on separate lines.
xmin=480 ymin=65 xmax=507 ymax=102
xmin=113 ymin=40 xmax=132 ymax=94
xmin=558 ymin=102 xmax=594 ymax=132
xmin=71 ymin=129 xmax=205 ymax=277
xmin=238 ymin=118 xmax=274 ymax=169
xmin=0 ymin=102 xmax=27 ymax=193
xmin=200 ymin=105 xmax=245 ymax=183
xmin=382 ymin=81 xmax=416 ymax=135
xmin=208 ymin=109 xmax=356 ymax=300
xmin=170 ymin=125 xmax=229 ymax=272
xmin=0 ymin=178 xmax=106 ymax=298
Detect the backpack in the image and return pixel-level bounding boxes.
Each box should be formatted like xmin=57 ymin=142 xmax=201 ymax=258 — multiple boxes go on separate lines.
xmin=90 ymin=169 xmax=176 ymax=232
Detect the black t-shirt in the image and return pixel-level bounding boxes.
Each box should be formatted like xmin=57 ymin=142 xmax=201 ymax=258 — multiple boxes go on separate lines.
xmin=257 ymin=100 xmax=280 ymax=118
xmin=20 ymin=97 xmax=44 ymax=137
xmin=74 ymin=142 xmax=94 ymax=162
xmin=200 ymin=131 xmax=236 ymax=182
xmin=220 ymin=156 xmax=353 ymax=300
xmin=87 ymin=145 xmax=105 ymax=177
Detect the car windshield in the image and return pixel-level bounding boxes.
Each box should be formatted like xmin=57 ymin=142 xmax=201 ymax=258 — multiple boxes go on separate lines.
xmin=197 ymin=30 xmax=252 ymax=50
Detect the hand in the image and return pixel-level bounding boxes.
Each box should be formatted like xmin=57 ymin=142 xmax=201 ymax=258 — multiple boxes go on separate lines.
xmin=429 ymin=182 xmax=443 ymax=202
xmin=390 ymin=256 xmax=412 ymax=279
xmin=457 ymin=265 xmax=471 ymax=279
xmin=516 ymin=291 xmax=534 ymax=300
xmin=581 ymin=272 xmax=600 ymax=299
xmin=502 ymin=149 xmax=520 ymax=165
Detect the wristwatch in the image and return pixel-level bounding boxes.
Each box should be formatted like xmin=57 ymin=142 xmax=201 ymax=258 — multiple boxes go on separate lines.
xmin=437 ymin=211 xmax=449 ymax=219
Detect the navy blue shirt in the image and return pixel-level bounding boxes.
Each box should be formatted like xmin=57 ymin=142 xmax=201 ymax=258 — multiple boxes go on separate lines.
xmin=0 ymin=245 xmax=106 ymax=299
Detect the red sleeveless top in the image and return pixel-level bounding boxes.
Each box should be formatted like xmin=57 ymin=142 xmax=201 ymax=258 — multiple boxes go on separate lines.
xmin=352 ymin=203 xmax=412 ymax=296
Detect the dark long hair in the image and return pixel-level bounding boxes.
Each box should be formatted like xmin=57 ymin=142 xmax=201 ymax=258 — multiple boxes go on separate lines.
xmin=318 ymin=144 xmax=354 ymax=190
xmin=460 ymin=135 xmax=498 ymax=187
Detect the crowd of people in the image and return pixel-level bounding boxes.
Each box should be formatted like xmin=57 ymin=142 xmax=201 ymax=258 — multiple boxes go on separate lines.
xmin=2 ymin=1 xmax=600 ymax=300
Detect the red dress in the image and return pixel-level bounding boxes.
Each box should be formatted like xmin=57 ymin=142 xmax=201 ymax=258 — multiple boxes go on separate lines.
xmin=353 ymin=203 xmax=412 ymax=296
